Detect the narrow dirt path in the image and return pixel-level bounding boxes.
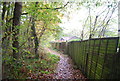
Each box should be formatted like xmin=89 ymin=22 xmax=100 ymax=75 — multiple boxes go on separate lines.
xmin=46 ymin=48 xmax=86 ymax=80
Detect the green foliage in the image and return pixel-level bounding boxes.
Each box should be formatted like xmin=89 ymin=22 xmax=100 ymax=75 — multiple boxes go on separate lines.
xmin=47 ymin=53 xmax=60 ymax=64
xmin=69 ymin=39 xmax=81 ymax=42
xmin=2 ymin=2 xmax=63 ymax=79
xmin=3 ymin=51 xmax=60 ymax=79
xmin=24 ymin=2 xmax=63 ymax=44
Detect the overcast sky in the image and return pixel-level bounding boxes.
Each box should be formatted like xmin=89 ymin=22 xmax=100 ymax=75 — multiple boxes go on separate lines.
xmin=59 ymin=2 xmax=118 ymax=37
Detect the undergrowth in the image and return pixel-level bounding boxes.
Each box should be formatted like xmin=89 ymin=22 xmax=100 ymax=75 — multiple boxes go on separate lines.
xmin=3 ymin=49 xmax=60 ymax=79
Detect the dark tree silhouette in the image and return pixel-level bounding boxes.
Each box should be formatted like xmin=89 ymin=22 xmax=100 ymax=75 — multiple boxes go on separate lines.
xmin=12 ymin=2 xmax=22 ymax=60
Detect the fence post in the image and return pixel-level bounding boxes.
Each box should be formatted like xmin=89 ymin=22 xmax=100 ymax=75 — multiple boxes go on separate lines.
xmin=94 ymin=39 xmax=102 ymax=79
xmin=85 ymin=52 xmax=89 ymax=76
xmin=89 ymin=40 xmax=95 ymax=78
xmin=84 ymin=41 xmax=87 ymax=73
xmin=100 ymin=39 xmax=108 ymax=79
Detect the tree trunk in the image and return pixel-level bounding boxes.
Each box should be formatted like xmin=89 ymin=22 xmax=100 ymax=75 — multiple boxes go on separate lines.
xmin=2 ymin=2 xmax=7 ymax=51
xmin=31 ymin=17 xmax=39 ymax=59
xmin=2 ymin=2 xmax=7 ymax=25
xmin=30 ymin=2 xmax=39 ymax=59
xmin=2 ymin=2 xmax=12 ymax=57
xmin=12 ymin=2 xmax=22 ymax=60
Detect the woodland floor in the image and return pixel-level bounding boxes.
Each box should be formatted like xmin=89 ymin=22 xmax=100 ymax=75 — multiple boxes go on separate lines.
xmin=46 ymin=48 xmax=86 ymax=80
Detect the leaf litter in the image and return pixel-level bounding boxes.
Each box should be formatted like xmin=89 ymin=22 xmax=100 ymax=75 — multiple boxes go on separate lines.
xmin=46 ymin=48 xmax=87 ymax=80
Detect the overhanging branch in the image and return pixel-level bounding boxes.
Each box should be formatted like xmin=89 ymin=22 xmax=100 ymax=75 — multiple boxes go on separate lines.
xmin=39 ymin=2 xmax=69 ymax=10
xmin=21 ymin=2 xmax=69 ymax=15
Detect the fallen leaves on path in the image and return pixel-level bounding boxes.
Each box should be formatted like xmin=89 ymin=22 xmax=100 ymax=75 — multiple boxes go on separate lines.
xmin=46 ymin=48 xmax=87 ymax=80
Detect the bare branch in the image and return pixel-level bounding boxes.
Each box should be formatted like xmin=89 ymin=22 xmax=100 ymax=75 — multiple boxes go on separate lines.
xmin=91 ymin=15 xmax=98 ymax=37
xmin=39 ymin=2 xmax=69 ymax=10
xmin=89 ymin=7 xmax=92 ymax=39
xmin=21 ymin=2 xmax=69 ymax=16
xmin=81 ymin=15 xmax=89 ymax=40
xmin=98 ymin=4 xmax=117 ymax=37
xmin=97 ymin=7 xmax=108 ymax=17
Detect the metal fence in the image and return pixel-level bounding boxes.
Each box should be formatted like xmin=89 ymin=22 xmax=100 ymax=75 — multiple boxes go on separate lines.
xmin=51 ymin=37 xmax=120 ymax=79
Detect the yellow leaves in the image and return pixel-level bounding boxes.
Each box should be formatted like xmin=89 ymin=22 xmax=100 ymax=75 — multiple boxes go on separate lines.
xmin=5 ymin=15 xmax=12 ymax=20
xmin=22 ymin=2 xmax=63 ymax=43
xmin=59 ymin=13 xmax=64 ymax=18
xmin=31 ymin=37 xmax=34 ymax=39
xmin=30 ymin=70 xmax=32 ymax=73
xmin=38 ymin=9 xmax=43 ymax=12
xmin=35 ymin=21 xmax=44 ymax=26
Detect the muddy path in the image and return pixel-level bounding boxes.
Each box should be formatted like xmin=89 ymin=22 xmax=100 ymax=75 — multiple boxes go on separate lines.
xmin=46 ymin=48 xmax=86 ymax=80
